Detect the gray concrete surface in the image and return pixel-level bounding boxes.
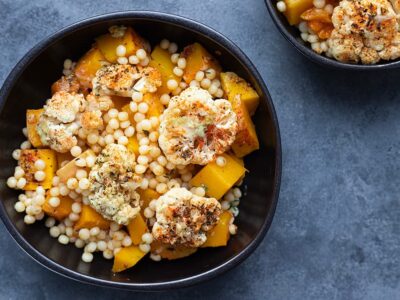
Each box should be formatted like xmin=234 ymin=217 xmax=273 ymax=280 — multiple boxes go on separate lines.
xmin=0 ymin=0 xmax=399 ymax=299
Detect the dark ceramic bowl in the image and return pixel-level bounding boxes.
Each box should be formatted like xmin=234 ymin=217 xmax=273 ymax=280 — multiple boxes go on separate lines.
xmin=0 ymin=11 xmax=281 ymax=290
xmin=265 ymin=0 xmax=400 ymax=70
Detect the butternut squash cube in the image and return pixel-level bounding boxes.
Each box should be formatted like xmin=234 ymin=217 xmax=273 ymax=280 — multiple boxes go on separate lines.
xmin=149 ymin=46 xmax=180 ymax=94
xmin=284 ymin=0 xmax=314 ymax=25
xmin=26 ymin=109 xmax=44 ymax=148
xmin=181 ymin=43 xmax=222 ymax=83
xmin=143 ymin=93 xmax=164 ymax=118
xmin=74 ymin=47 xmax=105 ymax=89
xmin=127 ymin=214 xmax=148 ymax=245
xmin=151 ymin=241 xmax=197 ymax=260
xmin=96 ymin=27 xmax=149 ymax=63
xmin=56 ymin=149 xmax=94 ymax=183
xmin=190 ymin=153 xmax=246 ymax=200
xmin=42 ymin=192 xmax=74 ymax=221
xmin=126 ymin=136 xmax=139 ymax=157
xmin=231 ymin=99 xmax=260 ymax=157
xmin=112 ymin=246 xmax=147 ymax=272
xmin=220 ymin=72 xmax=259 ymax=115
xmin=56 ymin=152 xmax=74 ymax=169
xmin=111 ymin=96 xmax=131 ymax=110
xmin=74 ymin=205 xmax=110 ymax=230
xmin=19 ymin=149 xmax=57 ymax=190
xmin=201 ymin=211 xmax=232 ymax=247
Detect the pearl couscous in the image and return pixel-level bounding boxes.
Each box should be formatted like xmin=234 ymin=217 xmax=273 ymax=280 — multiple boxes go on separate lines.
xmin=277 ymin=0 xmax=400 ymax=64
xmin=7 ymin=25 xmax=261 ymax=272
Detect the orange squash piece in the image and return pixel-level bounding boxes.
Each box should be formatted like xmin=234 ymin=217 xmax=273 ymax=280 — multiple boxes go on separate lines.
xmin=74 ymin=47 xmax=105 ymax=89
xmin=127 ymin=214 xmax=148 ymax=245
xmin=284 ymin=0 xmax=314 ymax=25
xmin=137 ymin=189 xmax=160 ymax=210
xmin=112 ymin=246 xmax=147 ymax=272
xmin=301 ymin=8 xmax=332 ymax=23
xmin=318 ymin=24 xmax=334 ymax=39
xmin=26 ymin=109 xmax=44 ymax=148
xmin=126 ymin=136 xmax=139 ymax=157
xmin=181 ymin=43 xmax=221 ymax=83
xmin=143 ymin=93 xmax=164 ymax=118
xmin=42 ymin=192 xmax=74 ymax=221
xmin=149 ymin=46 xmax=180 ymax=94
xmin=19 ymin=149 xmax=57 ymax=190
xmin=74 ymin=205 xmax=110 ymax=230
xmin=51 ymin=75 xmax=80 ymax=95
xmin=307 ymin=20 xmax=324 ymax=33
xmin=201 ymin=211 xmax=232 ymax=247
xmin=111 ymin=96 xmax=131 ymax=110
xmin=56 ymin=149 xmax=94 ymax=183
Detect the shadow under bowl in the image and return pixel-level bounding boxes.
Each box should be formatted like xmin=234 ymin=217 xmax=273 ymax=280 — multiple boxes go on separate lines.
xmin=0 ymin=11 xmax=281 ymax=290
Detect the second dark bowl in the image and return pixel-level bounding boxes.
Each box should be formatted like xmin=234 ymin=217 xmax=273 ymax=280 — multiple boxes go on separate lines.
xmin=0 ymin=11 xmax=281 ymax=290
xmin=265 ymin=0 xmax=400 ymax=70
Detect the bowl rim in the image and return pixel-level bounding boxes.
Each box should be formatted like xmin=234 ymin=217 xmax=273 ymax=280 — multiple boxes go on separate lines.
xmin=0 ymin=10 xmax=282 ymax=291
xmin=264 ymin=0 xmax=400 ymax=70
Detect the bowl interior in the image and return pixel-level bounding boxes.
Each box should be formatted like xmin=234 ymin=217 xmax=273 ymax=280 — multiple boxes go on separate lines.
xmin=264 ymin=0 xmax=400 ymax=70
xmin=0 ymin=14 xmax=280 ymax=288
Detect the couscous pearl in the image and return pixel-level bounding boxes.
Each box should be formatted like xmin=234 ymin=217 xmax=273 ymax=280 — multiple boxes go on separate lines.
xmin=160 ymin=39 xmax=170 ymax=49
xmin=195 ymin=187 xmax=206 ymax=197
xmin=208 ymin=84 xmax=218 ymax=95
xmin=67 ymin=178 xmax=78 ymax=190
xmin=113 ymin=248 xmax=122 ymax=255
xmin=76 ymin=169 xmax=87 ymax=180
xmin=128 ymin=55 xmax=139 ymax=64
xmin=141 ymin=232 xmax=153 ymax=244
xmin=34 ymin=159 xmax=46 ymax=170
xmin=298 ymin=21 xmax=308 ymax=33
xmin=16 ymin=177 xmax=27 ymax=189
xmin=104 ymin=134 xmax=114 ymax=145
xmin=301 ymin=32 xmax=309 ymax=42
xmin=70 ymin=145 xmax=82 ymax=157
xmin=52 ymin=176 xmax=60 ymax=187
xmin=129 ymin=101 xmax=138 ymax=113
xmin=118 ymin=136 xmax=128 ymax=145
xmin=149 ymin=132 xmax=158 ymax=142
xmin=86 ymin=242 xmax=97 ymax=253
xmin=313 ymin=0 xmax=325 ymax=8
xmin=205 ymin=68 xmax=216 ymax=79
xmin=195 ymin=71 xmax=205 ymax=82
xmin=167 ymin=79 xmax=178 ymax=90
xmin=14 ymin=201 xmax=25 ymax=213
xmin=324 ymin=4 xmax=333 ymax=13
xmin=200 ymin=78 xmax=211 ymax=89
xmin=150 ymin=254 xmax=161 ymax=261
xmin=135 ymin=164 xmax=147 ymax=174
xmin=134 ymin=112 xmax=145 ymax=123
xmin=139 ymin=137 xmax=150 ymax=146
xmin=216 ymin=156 xmax=226 ymax=167
xmin=34 ymin=171 xmax=46 ymax=182
xmin=138 ymin=102 xmax=149 ymax=114
xmin=49 ymin=226 xmax=60 ymax=237
xmin=277 ymin=0 xmax=286 ymax=12
xmin=79 ymin=228 xmax=90 ymax=240
xmin=87 ymin=133 xmax=99 ymax=145
xmin=122 ymin=236 xmax=132 ymax=247
xmin=149 ymin=147 xmax=161 ymax=158
xmin=140 ymin=178 xmax=149 ymax=189
xmin=124 ymin=126 xmax=135 ymax=137
xmin=49 ymin=197 xmax=60 ymax=208
xmin=143 ymin=207 xmax=154 ymax=218
xmin=45 ymin=217 xmax=56 ymax=228
xmin=166 ymin=162 xmax=175 ymax=170
xmin=64 ymin=58 xmax=73 ymax=69
xmin=308 ymin=34 xmax=318 ymax=43
xmin=7 ymin=177 xmax=17 ymax=188
xmin=138 ymin=155 xmax=149 ymax=165
xmin=153 ymin=165 xmax=165 ymax=176
xmin=58 ymin=224 xmax=66 ymax=234
xmin=108 ymin=118 xmax=120 ymax=129
xmin=173 ymin=67 xmax=183 ymax=77
xmin=59 ymin=185 xmax=70 ymax=196
xmin=139 ymin=243 xmax=151 ymax=253
xmin=58 ymin=234 xmax=69 ymax=244
xmin=160 ymin=94 xmax=170 ymax=105
xmin=170 ymin=53 xmax=179 ymax=63
xmin=212 ymin=79 xmax=221 ymax=87
xmin=136 ymin=49 xmax=147 ymax=60
xmin=149 ymin=200 xmax=158 ymax=211
xmin=116 ymin=44 xmax=127 ymax=57
xmin=12 ymin=149 xmax=21 ymax=160
xmin=90 ymin=227 xmax=100 ymax=236
xmin=64 ymin=218 xmax=73 ymax=227
xmin=117 ymin=57 xmax=128 ymax=65
xmin=14 ymin=168 xmax=25 ymax=179
xmin=86 ymin=156 xmax=96 ymax=168
xmin=215 ymin=88 xmax=224 ymax=98
xmin=75 ymin=158 xmax=86 ymax=167
xmin=131 ymin=91 xmax=143 ymax=102
xmin=179 ymin=81 xmax=188 ymax=89
xmin=156 ymin=183 xmax=167 ymax=194
xmin=97 ymin=240 xmax=107 ymax=251
xmin=103 ymin=249 xmax=114 ymax=259
xmin=75 ymin=239 xmax=85 ymax=248
xmin=82 ymin=252 xmax=93 ymax=263
xmin=221 ymin=201 xmax=230 ymax=210
xmin=229 ymin=224 xmax=238 ymax=235
xmin=20 ymin=141 xmax=31 ymax=149
xmin=233 ymin=187 xmax=242 ymax=198
xmin=113 ymin=130 xmax=123 ymax=140
xmin=79 ymin=178 xmax=90 ymax=190
xmin=168 ymin=42 xmax=178 ymax=54
xmin=172 ymin=87 xmax=182 ymax=96
xmin=108 ymin=108 xmax=118 ymax=118
xmin=118 ymin=111 xmax=129 ymax=122
xmin=181 ymin=173 xmax=192 ymax=182
xmin=149 ymin=179 xmax=157 ymax=189
xmin=69 ymin=212 xmax=80 ymax=221
xmin=139 ymin=145 xmax=149 ymax=155
xmin=120 ymin=120 xmax=130 ymax=129
xmin=141 ymin=120 xmax=152 ymax=131
xmin=24 ymin=215 xmax=35 ymax=224
xmin=224 ymin=191 xmax=235 ymax=202
xmin=34 ymin=194 xmax=45 ymax=205
xmin=177 ymin=57 xmax=186 ymax=69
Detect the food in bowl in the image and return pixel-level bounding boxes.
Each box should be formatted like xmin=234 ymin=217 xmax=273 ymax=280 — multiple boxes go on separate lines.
xmin=5 ymin=25 xmax=262 ymax=273
xmin=276 ymin=0 xmax=400 ymax=64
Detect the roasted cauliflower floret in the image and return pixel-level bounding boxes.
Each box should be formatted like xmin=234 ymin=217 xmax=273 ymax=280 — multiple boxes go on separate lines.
xmin=328 ymin=0 xmax=400 ymax=64
xmin=92 ymin=64 xmax=162 ymax=97
xmin=37 ymin=91 xmax=85 ymax=152
xmin=158 ymin=87 xmax=237 ymax=165
xmin=152 ymin=188 xmax=221 ymax=247
xmin=79 ymin=93 xmax=113 ymax=130
xmin=88 ymin=144 xmax=141 ymax=225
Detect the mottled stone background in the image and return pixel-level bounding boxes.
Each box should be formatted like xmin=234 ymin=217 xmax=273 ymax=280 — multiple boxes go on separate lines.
xmin=0 ymin=0 xmax=399 ymax=299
